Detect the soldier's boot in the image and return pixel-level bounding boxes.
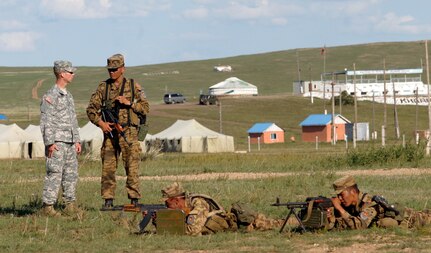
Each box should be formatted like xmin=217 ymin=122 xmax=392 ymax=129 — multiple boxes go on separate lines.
xmin=41 ymin=204 xmax=61 ymax=217
xmin=131 ymin=198 xmax=139 ymax=206
xmin=102 ymin=199 xmax=114 ymax=210
xmin=63 ymin=202 xmax=84 ymax=217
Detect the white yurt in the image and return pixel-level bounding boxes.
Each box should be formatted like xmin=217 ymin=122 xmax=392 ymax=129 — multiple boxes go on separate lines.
xmin=79 ymin=121 xmax=104 ymax=159
xmin=146 ymin=119 xmax=234 ymax=153
xmin=24 ymin=124 xmax=45 ymax=159
xmin=0 ymin=124 xmax=32 ymax=159
xmin=209 ymin=77 xmax=258 ymax=96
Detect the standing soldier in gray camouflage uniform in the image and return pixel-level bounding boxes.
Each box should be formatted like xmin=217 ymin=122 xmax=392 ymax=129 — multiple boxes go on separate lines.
xmin=86 ymin=54 xmax=149 ymax=208
xmin=40 ymin=60 xmax=82 ymax=217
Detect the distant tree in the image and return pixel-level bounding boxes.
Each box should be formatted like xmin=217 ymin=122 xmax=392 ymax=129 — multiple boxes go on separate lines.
xmin=335 ymin=90 xmax=354 ymax=106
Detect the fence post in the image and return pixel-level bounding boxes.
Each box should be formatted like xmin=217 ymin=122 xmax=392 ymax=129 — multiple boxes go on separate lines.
xmin=257 ymin=137 xmax=260 ymax=151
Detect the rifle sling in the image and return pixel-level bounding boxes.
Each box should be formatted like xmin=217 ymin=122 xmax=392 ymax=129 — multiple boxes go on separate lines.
xmin=104 ymin=78 xmax=134 ymax=127
xmin=139 ymin=210 xmax=154 ymax=232
xmin=302 ymin=199 xmax=315 ymax=223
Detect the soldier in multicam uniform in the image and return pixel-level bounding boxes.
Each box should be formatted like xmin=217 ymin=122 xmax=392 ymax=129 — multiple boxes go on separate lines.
xmin=86 ymin=54 xmax=149 ymax=208
xmin=161 ymin=182 xmax=284 ymax=236
xmin=327 ymin=175 xmax=431 ymax=230
xmin=40 ymin=60 xmax=82 ymax=217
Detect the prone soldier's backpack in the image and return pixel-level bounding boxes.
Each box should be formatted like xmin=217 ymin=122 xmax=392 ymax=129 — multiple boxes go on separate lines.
xmin=230 ymin=202 xmax=257 ymax=226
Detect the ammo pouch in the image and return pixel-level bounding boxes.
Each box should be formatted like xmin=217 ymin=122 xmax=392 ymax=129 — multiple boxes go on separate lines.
xmin=230 ymin=202 xmax=257 ymax=226
xmin=137 ymin=114 xmax=148 ymax=141
xmin=204 ymin=212 xmax=230 ymax=233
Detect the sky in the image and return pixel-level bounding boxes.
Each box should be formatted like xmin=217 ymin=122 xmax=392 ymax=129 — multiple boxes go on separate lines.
xmin=1 ymin=0 xmax=431 ymax=67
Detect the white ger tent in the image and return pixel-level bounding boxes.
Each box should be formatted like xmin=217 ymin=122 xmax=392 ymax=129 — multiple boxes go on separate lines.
xmin=209 ymin=77 xmax=258 ymax=96
xmin=79 ymin=121 xmax=104 ymax=159
xmin=0 ymin=124 xmax=33 ymax=159
xmin=24 ymin=124 xmax=45 ymax=159
xmin=146 ymin=119 xmax=234 ymax=153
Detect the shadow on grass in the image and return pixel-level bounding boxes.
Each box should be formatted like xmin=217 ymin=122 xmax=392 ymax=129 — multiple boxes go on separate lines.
xmin=0 ymin=195 xmax=42 ymax=216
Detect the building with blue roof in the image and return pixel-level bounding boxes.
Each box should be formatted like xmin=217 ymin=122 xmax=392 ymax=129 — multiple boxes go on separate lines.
xmin=299 ymin=114 xmax=351 ymax=142
xmin=247 ymin=122 xmax=284 ymax=144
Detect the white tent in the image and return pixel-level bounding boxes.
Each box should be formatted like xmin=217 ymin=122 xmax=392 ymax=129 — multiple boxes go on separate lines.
xmin=79 ymin=121 xmax=104 ymax=159
xmin=0 ymin=124 xmax=33 ymax=159
xmin=209 ymin=77 xmax=258 ymax=96
xmin=24 ymin=124 xmax=45 ymax=159
xmin=146 ymin=119 xmax=234 ymax=153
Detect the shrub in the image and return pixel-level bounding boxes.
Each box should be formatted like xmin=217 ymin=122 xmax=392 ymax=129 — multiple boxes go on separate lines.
xmin=346 ymin=143 xmax=425 ymax=167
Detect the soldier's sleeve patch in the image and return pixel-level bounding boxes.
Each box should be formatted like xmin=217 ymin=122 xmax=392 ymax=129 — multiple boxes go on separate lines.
xmin=44 ymin=96 xmax=53 ymax=104
xmin=360 ymin=211 xmax=369 ymax=221
xmin=187 ymin=214 xmax=196 ymax=225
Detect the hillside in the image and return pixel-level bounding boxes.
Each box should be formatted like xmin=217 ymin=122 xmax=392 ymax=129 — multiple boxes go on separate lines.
xmin=0 ymin=40 xmax=429 ymax=149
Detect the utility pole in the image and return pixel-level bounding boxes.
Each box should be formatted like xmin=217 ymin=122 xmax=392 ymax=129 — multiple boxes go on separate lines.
xmin=331 ymin=77 xmax=336 ymax=145
xmin=393 ymin=82 xmax=400 ymax=139
xmin=322 ymin=45 xmax=327 ymax=112
xmin=372 ymin=91 xmax=375 ymax=139
xmin=296 ymin=50 xmax=301 ymax=84
xmin=415 ymin=86 xmax=419 ymax=137
xmin=309 ymin=64 xmax=313 ymax=104
xmin=219 ymin=100 xmax=222 ymax=134
xmin=353 ymin=63 xmax=358 ymax=148
xmin=383 ymin=59 xmax=387 ymax=145
xmin=426 ymin=40 xmax=431 ymax=155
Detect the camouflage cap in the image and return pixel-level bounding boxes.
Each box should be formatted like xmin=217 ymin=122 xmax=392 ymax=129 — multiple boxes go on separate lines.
xmin=333 ymin=175 xmax=356 ymax=194
xmin=161 ymin=182 xmax=186 ymax=199
xmin=53 ymin=60 xmax=76 ymax=73
xmin=106 ymin=53 xmax=125 ymax=68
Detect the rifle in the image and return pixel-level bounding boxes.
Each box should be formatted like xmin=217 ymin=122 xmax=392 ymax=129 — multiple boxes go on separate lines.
xmin=101 ymin=203 xmax=167 ymax=233
xmin=372 ymin=195 xmax=400 ymax=215
xmin=101 ymin=108 xmax=131 ymax=146
xmin=271 ymin=196 xmax=333 ymax=233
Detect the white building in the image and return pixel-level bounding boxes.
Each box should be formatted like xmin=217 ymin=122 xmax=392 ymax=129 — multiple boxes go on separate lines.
xmin=209 ymin=77 xmax=258 ymax=96
xmin=293 ymin=68 xmax=430 ymax=105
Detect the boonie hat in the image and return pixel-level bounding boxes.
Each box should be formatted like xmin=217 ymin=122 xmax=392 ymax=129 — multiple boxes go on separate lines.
xmin=161 ymin=182 xmax=186 ymax=199
xmin=333 ymin=175 xmax=356 ymax=194
xmin=107 ymin=54 xmax=125 ymax=68
xmin=54 ymin=60 xmax=76 ymax=73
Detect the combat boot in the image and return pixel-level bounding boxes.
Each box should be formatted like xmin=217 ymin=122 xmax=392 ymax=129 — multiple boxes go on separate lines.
xmin=63 ymin=202 xmax=84 ymax=217
xmin=41 ymin=204 xmax=61 ymax=217
xmin=102 ymin=199 xmax=114 ymax=210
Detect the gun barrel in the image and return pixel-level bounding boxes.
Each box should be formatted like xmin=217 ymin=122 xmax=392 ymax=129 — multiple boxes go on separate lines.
xmin=271 ymin=201 xmax=308 ymax=208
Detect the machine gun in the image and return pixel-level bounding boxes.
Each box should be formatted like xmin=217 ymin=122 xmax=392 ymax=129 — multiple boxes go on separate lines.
xmin=101 ymin=108 xmax=130 ymax=146
xmin=101 ymin=203 xmax=167 ymax=233
xmin=271 ymin=196 xmax=333 ymax=233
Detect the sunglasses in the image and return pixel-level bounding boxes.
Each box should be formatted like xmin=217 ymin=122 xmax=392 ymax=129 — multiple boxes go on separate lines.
xmin=66 ymin=71 xmax=74 ymax=74
xmin=108 ymin=68 xmax=119 ymax=72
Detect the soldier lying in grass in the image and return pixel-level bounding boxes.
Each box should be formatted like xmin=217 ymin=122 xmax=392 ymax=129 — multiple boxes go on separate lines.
xmin=161 ymin=182 xmax=286 ymax=235
xmin=327 ymin=175 xmax=431 ymax=230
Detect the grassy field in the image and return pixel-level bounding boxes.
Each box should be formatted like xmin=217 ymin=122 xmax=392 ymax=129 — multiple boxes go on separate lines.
xmin=1 ymin=153 xmax=431 ymax=252
xmin=1 ymin=40 xmax=431 ymax=252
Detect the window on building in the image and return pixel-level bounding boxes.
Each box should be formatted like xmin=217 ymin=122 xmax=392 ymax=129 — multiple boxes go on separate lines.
xmin=270 ymin=133 xmax=277 ymax=140
xmin=361 ymin=92 xmax=367 ymax=95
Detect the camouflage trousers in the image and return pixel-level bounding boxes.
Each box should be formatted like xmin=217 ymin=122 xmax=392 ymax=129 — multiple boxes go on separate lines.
xmin=248 ymin=213 xmax=297 ymax=232
xmin=101 ymin=127 xmax=142 ymax=200
xmin=401 ymin=208 xmax=431 ymax=229
xmin=42 ymin=142 xmax=78 ymax=205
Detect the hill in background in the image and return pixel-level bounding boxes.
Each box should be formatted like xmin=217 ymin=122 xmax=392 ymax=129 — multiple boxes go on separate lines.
xmin=0 ymin=40 xmax=429 ymax=149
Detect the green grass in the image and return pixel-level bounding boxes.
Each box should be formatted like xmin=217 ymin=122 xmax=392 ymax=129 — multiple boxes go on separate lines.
xmin=1 ymin=41 xmax=431 ymax=252
xmin=1 ymin=158 xmax=431 ymax=252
